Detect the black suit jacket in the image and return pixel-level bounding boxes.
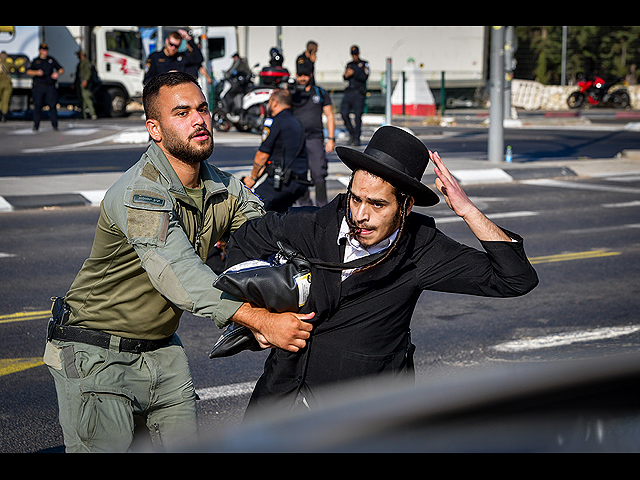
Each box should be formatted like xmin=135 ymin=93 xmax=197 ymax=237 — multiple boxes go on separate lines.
xmin=225 ymin=194 xmax=538 ymax=412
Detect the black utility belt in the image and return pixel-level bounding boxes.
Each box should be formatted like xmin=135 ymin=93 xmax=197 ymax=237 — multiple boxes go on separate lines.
xmin=50 ymin=324 xmax=173 ymax=354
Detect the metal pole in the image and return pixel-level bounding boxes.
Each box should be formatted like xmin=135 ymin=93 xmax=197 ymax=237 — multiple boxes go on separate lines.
xmin=561 ymin=26 xmax=568 ymax=86
xmin=385 ymin=58 xmax=392 ymax=125
xmin=441 ymin=71 xmax=446 ymax=116
xmin=489 ymin=26 xmax=505 ymax=164
xmin=200 ymin=26 xmax=210 ymax=107
xmin=402 ymin=71 xmax=406 ymax=115
xmin=503 ymin=26 xmax=515 ymax=119
xmin=156 ymin=26 xmax=163 ymax=53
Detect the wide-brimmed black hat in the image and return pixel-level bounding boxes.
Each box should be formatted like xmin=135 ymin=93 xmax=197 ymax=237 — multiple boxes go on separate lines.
xmin=336 ymin=125 xmax=440 ymax=207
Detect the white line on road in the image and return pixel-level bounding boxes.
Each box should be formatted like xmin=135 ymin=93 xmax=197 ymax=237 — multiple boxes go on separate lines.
xmin=492 ymin=325 xmax=640 ymax=353
xmin=197 ymin=381 xmax=256 ymax=402
xmin=522 ymin=179 xmax=640 ymax=195
xmin=603 ymin=200 xmax=640 ymax=208
xmin=562 ymin=224 xmax=640 ymax=235
xmin=436 ymin=211 xmax=539 ymax=224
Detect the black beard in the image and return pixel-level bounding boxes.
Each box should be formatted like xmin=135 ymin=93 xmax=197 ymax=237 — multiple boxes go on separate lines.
xmin=164 ymin=128 xmax=214 ymax=165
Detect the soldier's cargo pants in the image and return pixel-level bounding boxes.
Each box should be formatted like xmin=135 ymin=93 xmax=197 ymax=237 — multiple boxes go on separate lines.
xmin=44 ymin=334 xmax=197 ymax=453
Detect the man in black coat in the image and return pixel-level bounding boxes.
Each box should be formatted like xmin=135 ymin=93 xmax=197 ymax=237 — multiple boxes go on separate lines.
xmin=222 ymin=126 xmax=539 ymax=415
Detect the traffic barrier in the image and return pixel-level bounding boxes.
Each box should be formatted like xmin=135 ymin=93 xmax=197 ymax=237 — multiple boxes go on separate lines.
xmin=391 ymin=63 xmax=436 ymax=116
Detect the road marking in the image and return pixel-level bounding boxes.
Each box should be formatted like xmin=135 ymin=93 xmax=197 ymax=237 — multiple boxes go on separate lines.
xmin=0 ymin=311 xmax=50 ymax=324
xmin=529 ymin=250 xmax=621 ymax=265
xmin=522 ymin=178 xmax=640 ymax=195
xmin=0 ymin=252 xmax=16 ymax=258
xmin=197 ymin=382 xmax=256 ymax=401
xmin=21 ymin=132 xmax=129 ymax=153
xmin=603 ymin=200 xmax=640 ymax=208
xmin=562 ymin=224 xmax=640 ymax=235
xmin=437 ymin=211 xmax=538 ymax=224
xmin=493 ymin=325 xmax=640 ymax=353
xmin=0 ymin=358 xmax=45 ymax=377
xmin=0 ymin=196 xmax=13 ymax=212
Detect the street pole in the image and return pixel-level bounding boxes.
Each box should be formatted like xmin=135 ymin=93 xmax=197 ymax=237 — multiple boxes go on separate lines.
xmin=561 ymin=26 xmax=568 ymax=86
xmin=200 ymin=26 xmax=210 ymax=107
xmin=156 ymin=26 xmax=163 ymax=53
xmin=489 ymin=26 xmax=505 ymax=164
xmin=385 ymin=58 xmax=392 ymax=125
xmin=503 ymin=26 xmax=516 ymax=120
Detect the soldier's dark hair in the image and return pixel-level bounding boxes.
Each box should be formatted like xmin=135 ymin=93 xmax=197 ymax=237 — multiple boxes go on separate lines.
xmin=143 ymin=71 xmax=202 ymax=121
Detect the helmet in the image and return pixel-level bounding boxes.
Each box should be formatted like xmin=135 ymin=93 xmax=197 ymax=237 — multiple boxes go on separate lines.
xmin=269 ymin=47 xmax=284 ymax=67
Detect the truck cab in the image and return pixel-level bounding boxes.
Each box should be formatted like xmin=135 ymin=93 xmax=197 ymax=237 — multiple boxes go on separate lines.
xmin=91 ymin=26 xmax=144 ymax=117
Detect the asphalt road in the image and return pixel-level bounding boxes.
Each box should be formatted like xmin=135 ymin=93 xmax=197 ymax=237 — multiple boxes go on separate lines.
xmin=1 ymin=170 xmax=640 ymax=452
xmin=2 ymin=115 xmax=640 ymax=178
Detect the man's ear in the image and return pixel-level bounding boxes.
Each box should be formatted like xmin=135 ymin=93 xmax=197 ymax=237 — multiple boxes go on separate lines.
xmin=407 ymin=197 xmax=415 ymax=215
xmin=146 ymin=118 xmax=162 ymax=143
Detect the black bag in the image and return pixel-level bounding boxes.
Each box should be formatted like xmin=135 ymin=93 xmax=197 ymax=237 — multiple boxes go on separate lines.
xmin=213 ymin=242 xmax=312 ymax=314
xmin=209 ymin=242 xmax=386 ymax=358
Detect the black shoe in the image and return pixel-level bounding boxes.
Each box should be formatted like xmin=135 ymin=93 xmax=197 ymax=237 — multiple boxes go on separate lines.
xmin=209 ymin=322 xmax=264 ymax=358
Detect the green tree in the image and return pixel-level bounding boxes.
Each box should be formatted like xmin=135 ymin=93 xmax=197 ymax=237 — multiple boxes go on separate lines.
xmin=514 ymin=26 xmax=640 ymax=85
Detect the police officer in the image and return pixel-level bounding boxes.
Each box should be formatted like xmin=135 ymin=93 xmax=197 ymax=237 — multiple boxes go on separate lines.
xmin=143 ymin=29 xmax=203 ymax=84
xmin=296 ymin=41 xmax=317 ymax=77
xmin=340 ymin=45 xmax=369 ymax=146
xmin=292 ymin=61 xmax=335 ymax=207
xmin=27 ymin=43 xmax=64 ymax=131
xmin=243 ymin=89 xmax=310 ymax=213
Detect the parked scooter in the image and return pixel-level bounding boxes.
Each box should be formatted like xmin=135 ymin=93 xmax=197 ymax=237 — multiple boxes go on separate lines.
xmin=212 ymin=48 xmax=291 ymax=133
xmin=567 ymin=75 xmax=631 ymax=109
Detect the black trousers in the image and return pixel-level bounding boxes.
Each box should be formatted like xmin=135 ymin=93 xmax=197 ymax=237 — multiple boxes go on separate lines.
xmin=255 ymin=177 xmax=308 ymax=214
xmin=340 ymin=89 xmax=366 ymax=141
xmin=33 ymin=85 xmax=59 ymax=129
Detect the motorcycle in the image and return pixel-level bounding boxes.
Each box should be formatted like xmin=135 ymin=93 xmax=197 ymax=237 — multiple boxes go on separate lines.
xmin=212 ymin=48 xmax=292 ymax=133
xmin=567 ymin=75 xmax=631 ymax=109
xmin=212 ymin=74 xmax=272 ymax=133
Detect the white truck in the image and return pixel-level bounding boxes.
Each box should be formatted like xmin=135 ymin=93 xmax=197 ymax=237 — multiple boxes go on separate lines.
xmin=237 ymin=26 xmax=488 ymax=96
xmin=0 ymin=26 xmax=146 ymax=117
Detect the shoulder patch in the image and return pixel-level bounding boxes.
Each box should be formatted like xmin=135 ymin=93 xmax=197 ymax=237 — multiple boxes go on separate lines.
xmin=261 ymin=126 xmax=271 ymax=143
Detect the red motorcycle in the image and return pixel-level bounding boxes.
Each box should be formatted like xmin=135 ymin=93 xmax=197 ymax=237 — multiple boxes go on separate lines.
xmin=567 ymin=75 xmax=631 ymax=109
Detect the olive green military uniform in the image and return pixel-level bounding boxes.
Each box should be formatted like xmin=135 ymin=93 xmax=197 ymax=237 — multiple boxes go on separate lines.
xmin=0 ymin=55 xmax=12 ymax=120
xmin=75 ymin=56 xmax=96 ymax=119
xmin=44 ymin=142 xmax=264 ymax=452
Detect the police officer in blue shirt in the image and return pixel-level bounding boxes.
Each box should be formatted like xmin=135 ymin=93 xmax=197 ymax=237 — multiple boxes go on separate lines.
xmin=340 ymin=45 xmax=369 ymax=146
xmin=143 ymin=30 xmax=203 ymax=84
xmin=27 ymin=43 xmax=64 ymax=131
xmin=243 ymin=89 xmax=310 ymax=213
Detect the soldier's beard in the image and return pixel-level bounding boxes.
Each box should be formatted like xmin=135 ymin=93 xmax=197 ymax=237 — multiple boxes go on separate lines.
xmin=163 ymin=127 xmax=214 ymax=165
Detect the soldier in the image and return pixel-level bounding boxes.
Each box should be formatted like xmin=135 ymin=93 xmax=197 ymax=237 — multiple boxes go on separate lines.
xmin=44 ymin=72 xmax=312 ymax=453
xmin=0 ymin=51 xmax=12 ymax=122
xmin=75 ymin=50 xmax=97 ymax=120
